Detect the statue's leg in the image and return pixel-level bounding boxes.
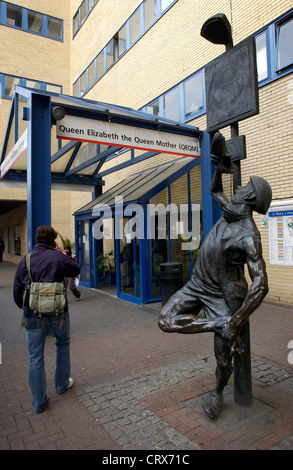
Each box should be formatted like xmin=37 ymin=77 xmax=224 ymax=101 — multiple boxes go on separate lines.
xmin=203 ymin=333 xmax=233 ymax=420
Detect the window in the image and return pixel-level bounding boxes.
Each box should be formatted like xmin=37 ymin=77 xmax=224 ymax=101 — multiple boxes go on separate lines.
xmin=46 ymin=84 xmax=62 ymax=94
xmin=146 ymin=100 xmax=159 ymax=116
xmin=26 ymin=80 xmax=42 ymax=90
xmin=277 ymin=17 xmax=293 ymax=70
xmin=255 ymin=32 xmax=268 ymax=82
xmin=129 ymin=8 xmax=141 ymax=44
xmin=164 ymin=88 xmax=179 ymax=121
xmin=161 ymin=0 xmax=173 ymax=13
xmin=28 ymin=11 xmax=42 ymax=33
xmin=6 ymin=4 xmax=22 ymax=27
xmin=118 ymin=25 xmax=127 ymax=57
xmin=254 ymin=12 xmax=293 ymax=85
xmin=73 ymin=0 xmax=99 ymax=36
xmin=47 ymin=17 xmax=62 ymax=39
xmin=97 ymin=52 xmax=104 ymax=79
xmin=4 ymin=75 xmax=21 ymax=97
xmin=106 ymin=38 xmax=117 ymax=69
xmin=144 ymin=0 xmax=157 ymax=29
xmin=184 ymin=73 xmax=203 ymax=118
xmin=73 ymin=12 xmax=79 ymax=36
xmin=3 ymin=3 xmax=63 ymax=40
xmin=80 ymin=1 xmax=87 ymax=25
xmin=0 ymin=73 xmax=62 ymax=99
xmin=80 ymin=71 xmax=87 ymax=96
xmin=72 ymin=0 xmax=181 ymax=96
xmin=88 ymin=60 xmax=96 ymax=88
xmin=88 ymin=0 xmax=95 ymax=13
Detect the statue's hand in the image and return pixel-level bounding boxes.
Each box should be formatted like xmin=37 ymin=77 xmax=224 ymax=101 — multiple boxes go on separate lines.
xmin=220 ymin=323 xmax=244 ymax=356
xmin=211 ymin=153 xmax=234 ymax=174
xmin=210 ymin=131 xmax=234 ymax=174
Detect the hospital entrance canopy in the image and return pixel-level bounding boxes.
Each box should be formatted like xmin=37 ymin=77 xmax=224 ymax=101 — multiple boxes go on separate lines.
xmin=0 ymin=86 xmax=208 ymax=250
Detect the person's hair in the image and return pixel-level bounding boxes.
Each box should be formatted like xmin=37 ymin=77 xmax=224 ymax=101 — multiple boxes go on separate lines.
xmin=63 ymin=245 xmax=72 ymax=256
xmin=36 ymin=225 xmax=57 ymax=247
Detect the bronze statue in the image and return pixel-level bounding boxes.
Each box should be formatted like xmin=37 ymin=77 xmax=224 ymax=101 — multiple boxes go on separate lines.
xmin=158 ymin=132 xmax=272 ymax=419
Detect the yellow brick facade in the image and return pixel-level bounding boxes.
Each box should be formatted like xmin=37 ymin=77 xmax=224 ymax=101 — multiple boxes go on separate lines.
xmin=0 ymin=0 xmax=293 ymax=305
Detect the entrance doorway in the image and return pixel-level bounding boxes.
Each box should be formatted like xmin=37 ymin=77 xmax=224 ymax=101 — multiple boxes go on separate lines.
xmin=119 ymin=217 xmax=140 ymax=300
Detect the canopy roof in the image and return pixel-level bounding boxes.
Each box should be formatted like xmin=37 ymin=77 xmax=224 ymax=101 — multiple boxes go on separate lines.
xmin=0 ymin=86 xmax=201 ymax=187
xmin=75 ymin=156 xmax=199 ymax=216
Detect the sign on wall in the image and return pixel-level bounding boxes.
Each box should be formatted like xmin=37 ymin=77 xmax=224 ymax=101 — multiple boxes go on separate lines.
xmin=268 ymin=201 xmax=293 ymax=266
xmin=0 ymin=129 xmax=27 ymax=179
xmin=56 ymin=115 xmax=200 ymax=158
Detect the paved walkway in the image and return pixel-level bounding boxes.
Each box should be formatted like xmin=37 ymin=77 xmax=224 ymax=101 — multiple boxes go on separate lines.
xmin=0 ymin=261 xmax=292 ymax=451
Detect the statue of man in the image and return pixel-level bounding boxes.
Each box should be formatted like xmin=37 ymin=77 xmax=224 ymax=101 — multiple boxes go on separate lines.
xmin=158 ymin=132 xmax=272 ymax=419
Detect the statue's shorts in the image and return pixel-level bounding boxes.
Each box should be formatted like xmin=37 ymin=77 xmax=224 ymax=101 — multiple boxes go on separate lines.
xmin=164 ymin=276 xmax=232 ymax=321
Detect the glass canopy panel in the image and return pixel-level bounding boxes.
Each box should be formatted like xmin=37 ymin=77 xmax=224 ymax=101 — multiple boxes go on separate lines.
xmin=76 ymin=157 xmax=195 ymax=214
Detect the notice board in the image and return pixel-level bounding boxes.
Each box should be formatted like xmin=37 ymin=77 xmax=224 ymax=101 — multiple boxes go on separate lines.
xmin=268 ymin=201 xmax=293 ymax=266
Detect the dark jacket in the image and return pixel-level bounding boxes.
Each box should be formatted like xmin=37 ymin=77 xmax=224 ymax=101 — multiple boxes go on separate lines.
xmin=13 ymin=244 xmax=81 ymax=317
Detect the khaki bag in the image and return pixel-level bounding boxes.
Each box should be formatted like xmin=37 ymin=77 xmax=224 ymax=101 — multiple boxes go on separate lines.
xmin=25 ymin=253 xmax=66 ymax=330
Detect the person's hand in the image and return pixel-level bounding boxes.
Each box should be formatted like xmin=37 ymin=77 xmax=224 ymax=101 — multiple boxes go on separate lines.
xmin=54 ymin=242 xmax=63 ymax=253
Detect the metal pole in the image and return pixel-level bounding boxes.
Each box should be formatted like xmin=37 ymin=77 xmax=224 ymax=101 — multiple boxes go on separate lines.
xmin=230 ymin=120 xmax=253 ymax=407
xmin=27 ymin=93 xmax=51 ymax=251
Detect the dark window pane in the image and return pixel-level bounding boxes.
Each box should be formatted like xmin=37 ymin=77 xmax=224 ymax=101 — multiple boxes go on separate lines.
xmin=7 ymin=5 xmax=22 ymax=27
xmin=28 ymin=12 xmax=43 ymax=33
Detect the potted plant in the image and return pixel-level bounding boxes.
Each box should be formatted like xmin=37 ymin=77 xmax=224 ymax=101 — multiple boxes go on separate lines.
xmin=97 ymin=250 xmax=116 ymax=284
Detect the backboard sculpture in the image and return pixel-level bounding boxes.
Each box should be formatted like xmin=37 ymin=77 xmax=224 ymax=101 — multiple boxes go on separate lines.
xmin=158 ymin=132 xmax=272 ymax=419
xmin=204 ymin=37 xmax=259 ymax=132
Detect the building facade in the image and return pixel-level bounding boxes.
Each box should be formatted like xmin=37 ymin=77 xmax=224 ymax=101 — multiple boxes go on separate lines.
xmin=0 ymin=0 xmax=293 ymax=306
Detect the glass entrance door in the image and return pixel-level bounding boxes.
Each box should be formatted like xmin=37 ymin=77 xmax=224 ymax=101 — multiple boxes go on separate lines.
xmin=77 ymin=220 xmax=90 ymax=285
xmin=118 ymin=218 xmax=140 ymax=300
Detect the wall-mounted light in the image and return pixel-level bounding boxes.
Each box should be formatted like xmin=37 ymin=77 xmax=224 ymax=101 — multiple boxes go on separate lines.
xmin=200 ymin=13 xmax=233 ymax=50
xmin=52 ymin=106 xmax=65 ymax=121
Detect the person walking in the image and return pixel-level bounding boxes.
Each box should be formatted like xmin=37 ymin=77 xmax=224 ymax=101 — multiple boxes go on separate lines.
xmin=63 ymin=245 xmax=81 ymax=300
xmin=13 ymin=225 xmax=80 ymax=413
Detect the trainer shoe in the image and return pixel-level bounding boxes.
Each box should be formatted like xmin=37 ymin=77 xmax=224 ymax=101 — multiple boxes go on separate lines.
xmin=66 ymin=377 xmax=74 ymax=390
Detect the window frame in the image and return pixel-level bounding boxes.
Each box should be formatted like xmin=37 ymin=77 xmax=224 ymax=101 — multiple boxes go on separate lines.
xmin=72 ymin=0 xmax=99 ymax=38
xmin=0 ymin=1 xmax=63 ymax=41
xmin=0 ymin=73 xmax=62 ymax=100
xmin=275 ymin=15 xmax=293 ymax=72
xmin=255 ymin=10 xmax=293 ymax=87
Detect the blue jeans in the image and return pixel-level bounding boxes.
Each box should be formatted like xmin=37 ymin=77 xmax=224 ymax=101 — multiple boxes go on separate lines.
xmin=24 ymin=311 xmax=70 ymax=413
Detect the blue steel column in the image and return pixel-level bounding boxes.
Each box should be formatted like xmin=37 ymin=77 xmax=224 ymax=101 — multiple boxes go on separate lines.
xmin=200 ymin=130 xmax=221 ymax=239
xmin=27 ymin=93 xmax=51 ymax=251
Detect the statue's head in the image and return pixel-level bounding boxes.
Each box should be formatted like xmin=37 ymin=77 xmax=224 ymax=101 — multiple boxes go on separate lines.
xmin=232 ymin=177 xmax=272 ymax=215
xmin=250 ymin=176 xmax=272 ymax=214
